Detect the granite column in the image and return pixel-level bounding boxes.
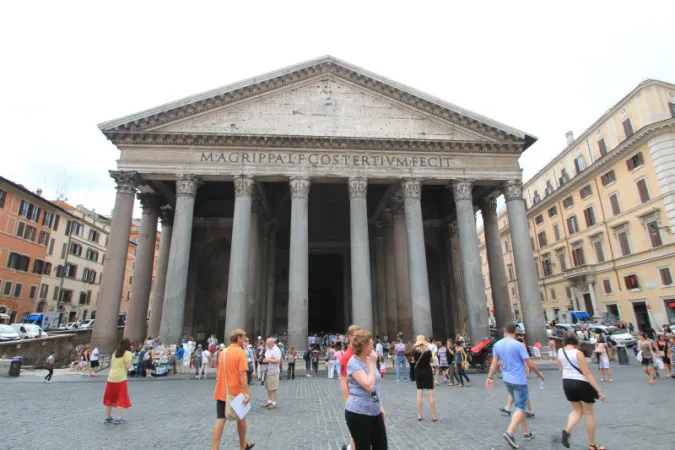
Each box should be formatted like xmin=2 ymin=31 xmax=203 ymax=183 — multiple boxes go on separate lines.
xmin=288 ymin=178 xmax=310 ymax=351
xmin=391 ymin=193 xmax=412 ymax=340
xmin=148 ymin=207 xmax=173 ymax=338
xmin=246 ymin=188 xmax=261 ymax=336
xmin=349 ymin=177 xmax=373 ymax=331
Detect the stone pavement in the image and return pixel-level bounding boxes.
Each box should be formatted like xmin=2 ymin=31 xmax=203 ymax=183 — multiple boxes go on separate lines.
xmin=0 ymin=364 xmax=672 ymax=449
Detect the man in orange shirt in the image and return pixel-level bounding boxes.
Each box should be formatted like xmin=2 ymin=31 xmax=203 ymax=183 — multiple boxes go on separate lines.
xmin=339 ymin=324 xmax=361 ymax=450
xmin=212 ymin=328 xmax=255 ymax=450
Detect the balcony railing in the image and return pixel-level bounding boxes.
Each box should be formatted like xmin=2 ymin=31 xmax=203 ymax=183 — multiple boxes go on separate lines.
xmin=562 ymin=264 xmax=596 ymax=280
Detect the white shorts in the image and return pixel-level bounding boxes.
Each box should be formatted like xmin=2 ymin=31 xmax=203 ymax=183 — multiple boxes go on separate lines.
xmin=599 ymin=354 xmax=610 ymax=369
xmin=532 ymin=347 xmax=541 ymax=358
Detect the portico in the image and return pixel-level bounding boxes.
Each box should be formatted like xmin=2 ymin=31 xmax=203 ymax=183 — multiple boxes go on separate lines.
xmin=91 ymin=56 xmax=546 ymax=353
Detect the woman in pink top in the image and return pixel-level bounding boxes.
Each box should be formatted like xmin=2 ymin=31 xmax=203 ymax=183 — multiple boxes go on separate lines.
xmin=594 ymin=338 xmax=614 ymax=382
xmin=333 ymin=343 xmax=344 ymax=380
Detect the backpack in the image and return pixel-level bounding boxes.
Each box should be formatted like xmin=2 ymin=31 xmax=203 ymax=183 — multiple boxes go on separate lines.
xmin=312 ymin=351 xmax=319 ymax=364
xmin=303 ymin=349 xmax=311 ymax=361
xmin=143 ymin=352 xmax=151 ymax=362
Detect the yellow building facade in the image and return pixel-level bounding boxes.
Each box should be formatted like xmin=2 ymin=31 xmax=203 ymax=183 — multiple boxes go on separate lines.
xmin=479 ymin=79 xmax=675 ymax=332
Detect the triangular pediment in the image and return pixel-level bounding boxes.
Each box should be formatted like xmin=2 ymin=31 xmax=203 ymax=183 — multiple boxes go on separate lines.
xmin=100 ymin=56 xmax=536 ymax=149
xmin=154 ymin=77 xmax=483 ymax=141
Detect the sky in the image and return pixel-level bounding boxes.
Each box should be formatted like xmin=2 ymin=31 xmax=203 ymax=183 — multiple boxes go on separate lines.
xmin=2 ymin=1 xmax=674 ymax=219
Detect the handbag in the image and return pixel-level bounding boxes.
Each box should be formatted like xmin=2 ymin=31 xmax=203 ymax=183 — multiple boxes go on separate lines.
xmin=219 ymin=349 xmax=239 ymax=421
xmin=636 ymin=350 xmax=643 ymax=362
xmin=655 ymin=357 xmax=665 ymax=370
xmin=562 ymin=349 xmax=599 ymax=399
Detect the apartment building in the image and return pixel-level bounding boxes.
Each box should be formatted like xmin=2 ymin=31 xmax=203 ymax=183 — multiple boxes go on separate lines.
xmin=479 ymin=79 xmax=675 ymax=333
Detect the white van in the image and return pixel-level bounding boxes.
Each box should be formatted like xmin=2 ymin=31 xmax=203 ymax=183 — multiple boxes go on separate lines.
xmin=11 ymin=323 xmax=48 ymax=339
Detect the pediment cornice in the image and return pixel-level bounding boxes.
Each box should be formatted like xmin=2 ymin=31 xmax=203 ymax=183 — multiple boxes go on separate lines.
xmin=99 ymin=56 xmax=535 ymax=149
xmin=105 ymin=131 xmax=524 ymax=154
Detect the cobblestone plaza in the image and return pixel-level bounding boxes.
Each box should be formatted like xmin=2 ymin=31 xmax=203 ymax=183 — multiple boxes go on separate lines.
xmin=2 ymin=364 xmax=672 ymax=449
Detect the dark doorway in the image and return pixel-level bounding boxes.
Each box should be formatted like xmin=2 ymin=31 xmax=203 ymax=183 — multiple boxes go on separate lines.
xmin=308 ymin=254 xmax=344 ymax=334
xmin=583 ymin=294 xmax=594 ymax=316
xmin=632 ymin=302 xmax=652 ymax=336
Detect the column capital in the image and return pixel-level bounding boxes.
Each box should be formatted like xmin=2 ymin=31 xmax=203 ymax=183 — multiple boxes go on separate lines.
xmin=137 ymin=193 xmax=160 ymax=213
xmin=348 ymin=177 xmax=367 ymax=199
xmin=159 ymin=205 xmax=174 ymax=226
xmin=233 ymin=175 xmax=254 ymax=198
xmin=502 ymin=180 xmax=524 ymax=201
xmin=289 ymin=177 xmax=310 ymax=198
xmin=109 ymin=170 xmax=139 ymax=195
xmin=401 ymin=179 xmax=421 ymax=199
xmin=478 ymin=198 xmax=498 ymax=219
xmin=451 ymin=180 xmax=473 ymax=202
xmin=176 ymin=175 xmax=201 ymax=197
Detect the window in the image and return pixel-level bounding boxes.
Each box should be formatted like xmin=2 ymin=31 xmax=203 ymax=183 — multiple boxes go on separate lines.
xmin=507 ymin=264 xmax=514 ymax=281
xmin=79 ymin=291 xmax=87 ymax=305
xmin=42 ymin=211 xmax=54 ymax=228
xmin=52 ymin=214 xmax=60 ymax=231
xmin=32 ymin=259 xmax=44 ymax=275
xmin=16 ymin=222 xmax=36 ymax=241
xmin=86 ymin=290 xmax=92 ymax=304
xmin=15 ymin=221 xmax=25 ymax=238
xmin=593 ymin=239 xmax=606 ymax=263
xmin=550 ymin=288 xmax=557 ymax=300
xmin=504 ymin=240 xmax=510 ymax=252
xmin=572 ymin=246 xmax=585 ymax=266
xmin=624 ymin=274 xmax=639 ymax=290
xmin=535 ymin=214 xmax=544 ymax=225
xmin=563 ymin=196 xmax=574 ymax=209
xmin=602 ymin=279 xmax=612 ymax=294
xmin=626 ymin=152 xmax=644 ymax=171
xmin=52 ymin=286 xmax=59 ymax=301
xmin=7 ymin=252 xmax=30 ymax=271
xmin=548 ymin=206 xmax=557 ymax=218
xmin=48 ymin=238 xmax=55 ymax=256
xmin=129 ymin=276 xmax=133 ymax=284
xmin=13 ymin=283 xmax=23 ymax=298
xmin=579 ymin=185 xmax=592 ymax=199
xmin=647 ymin=221 xmax=663 ymax=248
xmin=574 ymin=155 xmax=586 ymax=174
xmin=42 ymin=262 xmax=52 ymax=275
xmin=559 ymin=168 xmax=569 ymax=186
xmin=60 ymin=289 xmax=73 ymax=303
xmin=0 ymin=189 xmax=6 ymax=208
xmin=511 ymin=286 xmax=516 ymax=297
xmin=556 ymin=249 xmax=567 ymax=271
xmin=18 ymin=200 xmax=40 ymax=222
xmin=565 ymin=286 xmax=572 ymax=299
xmin=88 ymin=229 xmax=100 ymax=243
xmin=64 ymin=263 xmax=77 ymax=279
xmin=553 ymin=223 xmax=561 ymax=241
xmin=598 ymin=138 xmax=607 ymax=156
xmin=39 ymin=284 xmax=48 ymax=299
xmin=567 ymin=215 xmax=579 ymax=235
xmin=65 ymin=221 xmax=84 ymax=237
xmin=601 ymin=170 xmax=616 ymax=186
xmin=70 ymin=243 xmax=83 ymax=257
xmin=542 ymin=255 xmax=553 ymax=277
xmin=659 ymin=267 xmax=674 ymax=286
xmin=671 ymin=102 xmax=675 ymax=118
xmin=609 ymin=193 xmax=621 ymax=216
xmin=545 ymin=180 xmax=554 ymax=196
xmin=583 ymin=206 xmax=596 ymax=227
xmin=622 ymin=118 xmax=634 ymax=138
xmin=538 ymin=231 xmax=547 ymax=247
xmin=617 ymin=231 xmax=631 ymax=256
xmin=82 ymin=268 xmax=97 ymax=284
xmin=29 ymin=285 xmax=37 ymax=300
xmin=636 ymin=178 xmax=650 ymax=203
xmin=85 ymin=248 xmax=99 ymax=262
xmin=38 ymin=230 xmax=49 ymax=246
xmin=3 ymin=281 xmax=12 ymax=296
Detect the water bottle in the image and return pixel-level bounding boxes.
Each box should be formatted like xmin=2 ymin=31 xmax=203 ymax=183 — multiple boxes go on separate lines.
xmin=539 ymin=380 xmax=545 ymax=389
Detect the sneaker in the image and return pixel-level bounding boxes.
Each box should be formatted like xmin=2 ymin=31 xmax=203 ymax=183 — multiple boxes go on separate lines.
xmin=498 ymin=407 xmax=511 ymax=416
xmin=503 ymin=432 xmax=519 ymax=449
xmin=523 ymin=431 xmax=534 ymax=440
xmin=114 ymin=418 xmax=128 ymax=425
xmin=103 ymin=417 xmax=113 ymax=424
xmin=525 ymin=411 xmax=535 ymax=418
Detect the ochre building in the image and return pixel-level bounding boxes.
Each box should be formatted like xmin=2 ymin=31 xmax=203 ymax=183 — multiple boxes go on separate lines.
xmin=91 ymin=56 xmax=546 ymax=352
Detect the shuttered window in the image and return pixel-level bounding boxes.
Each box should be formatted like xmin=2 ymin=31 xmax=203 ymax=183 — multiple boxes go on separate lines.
xmin=609 ymin=194 xmax=621 ymax=216
xmin=618 ymin=231 xmax=631 ymax=256
xmin=622 ymin=118 xmax=634 ymax=138
xmin=598 ymin=138 xmax=607 ymax=156
xmin=659 ymin=267 xmax=673 ymax=286
xmin=636 ymin=178 xmax=650 ymax=203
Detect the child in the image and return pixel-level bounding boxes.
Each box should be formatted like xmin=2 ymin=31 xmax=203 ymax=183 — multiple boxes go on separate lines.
xmin=532 ymin=341 xmax=542 ymax=360
xmin=379 ymin=355 xmax=385 ymax=379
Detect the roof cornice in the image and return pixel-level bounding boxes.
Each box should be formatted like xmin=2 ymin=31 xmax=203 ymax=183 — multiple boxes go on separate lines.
xmin=98 ymin=56 xmax=535 ymax=148
xmin=525 ymin=118 xmax=675 ymax=215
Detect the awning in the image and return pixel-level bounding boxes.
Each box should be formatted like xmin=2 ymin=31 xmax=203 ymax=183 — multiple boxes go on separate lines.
xmin=572 ymin=312 xmax=591 ymax=321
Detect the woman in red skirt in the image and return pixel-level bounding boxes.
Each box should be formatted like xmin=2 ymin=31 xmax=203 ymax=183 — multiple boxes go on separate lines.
xmin=103 ymin=338 xmax=133 ymax=424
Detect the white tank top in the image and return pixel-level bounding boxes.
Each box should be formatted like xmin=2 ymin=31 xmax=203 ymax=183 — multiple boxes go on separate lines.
xmin=558 ymin=348 xmax=587 ymax=381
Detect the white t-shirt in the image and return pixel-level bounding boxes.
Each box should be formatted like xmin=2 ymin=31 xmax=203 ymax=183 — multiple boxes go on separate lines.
xmin=265 ymin=346 xmax=282 ymax=373
xmin=558 ymin=348 xmax=587 ymax=381
xmin=375 ymin=343 xmax=384 ymax=357
xmin=201 ymin=350 xmax=211 ymax=364
xmin=90 ymin=348 xmax=100 ymax=362
xmin=428 ymin=343 xmax=439 ymax=366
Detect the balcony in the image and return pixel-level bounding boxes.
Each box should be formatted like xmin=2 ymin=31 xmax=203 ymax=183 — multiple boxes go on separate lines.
xmin=563 ymin=264 xmax=596 ymax=281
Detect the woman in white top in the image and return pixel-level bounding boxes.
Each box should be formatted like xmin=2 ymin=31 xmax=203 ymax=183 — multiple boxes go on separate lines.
xmin=594 ymin=337 xmax=613 ymax=382
xmin=557 ymin=332 xmax=606 ymax=450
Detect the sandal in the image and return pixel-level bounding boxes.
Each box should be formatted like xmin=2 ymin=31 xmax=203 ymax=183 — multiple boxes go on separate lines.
xmin=245 ymin=440 xmax=256 ymax=450
xmin=588 ymin=445 xmax=605 ymax=450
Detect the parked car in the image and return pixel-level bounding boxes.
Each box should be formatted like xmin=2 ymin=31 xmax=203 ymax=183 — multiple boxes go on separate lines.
xmin=80 ymin=319 xmax=95 ymax=329
xmin=58 ymin=322 xmax=79 ymax=330
xmin=588 ymin=325 xmax=636 ymax=347
xmin=0 ymin=324 xmax=22 ymax=341
xmin=11 ymin=323 xmax=48 ymax=339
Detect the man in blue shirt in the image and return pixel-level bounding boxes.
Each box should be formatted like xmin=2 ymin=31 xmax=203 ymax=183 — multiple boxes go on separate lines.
xmin=486 ymin=323 xmax=544 ymax=449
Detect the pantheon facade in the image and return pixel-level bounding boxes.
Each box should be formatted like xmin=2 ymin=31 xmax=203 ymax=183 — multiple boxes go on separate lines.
xmin=91 ymin=56 xmax=546 ymax=353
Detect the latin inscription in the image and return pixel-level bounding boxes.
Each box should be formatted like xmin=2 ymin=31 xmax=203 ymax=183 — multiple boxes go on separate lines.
xmin=200 ymin=151 xmax=456 ymax=168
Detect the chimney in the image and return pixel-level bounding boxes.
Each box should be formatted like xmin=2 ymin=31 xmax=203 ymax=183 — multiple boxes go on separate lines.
xmin=36 ymin=188 xmax=43 ymax=197
xmin=565 ymin=130 xmax=574 ymax=146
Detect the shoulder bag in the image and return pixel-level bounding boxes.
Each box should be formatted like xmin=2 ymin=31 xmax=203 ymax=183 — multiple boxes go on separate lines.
xmin=219 ymin=349 xmax=240 ymax=421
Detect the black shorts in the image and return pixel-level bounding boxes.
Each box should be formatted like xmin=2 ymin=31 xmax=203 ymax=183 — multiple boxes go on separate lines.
xmin=216 ymin=400 xmax=226 ymax=419
xmin=90 ymin=360 xmax=99 ymax=368
xmin=562 ymin=379 xmax=597 ymax=404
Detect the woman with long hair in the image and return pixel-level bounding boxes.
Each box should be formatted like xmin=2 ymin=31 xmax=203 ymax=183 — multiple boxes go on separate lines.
xmin=558 ymin=332 xmax=605 ymax=449
xmin=103 ymin=338 xmax=134 ymax=424
xmin=638 ymin=332 xmax=659 ymax=384
xmin=454 ymin=341 xmax=470 ymax=387
xmin=655 ymin=334 xmax=671 ymax=378
xmin=412 ymin=335 xmax=437 ymax=422
xmin=594 ymin=337 xmax=614 ymax=382
xmin=344 ymin=330 xmax=388 ymax=449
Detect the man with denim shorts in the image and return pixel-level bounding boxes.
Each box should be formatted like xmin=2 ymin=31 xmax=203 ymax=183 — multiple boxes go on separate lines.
xmin=486 ymin=323 xmax=544 ymax=449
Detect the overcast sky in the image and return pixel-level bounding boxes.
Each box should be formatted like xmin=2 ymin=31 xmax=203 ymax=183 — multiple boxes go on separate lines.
xmin=2 ymin=1 xmax=674 ymax=219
